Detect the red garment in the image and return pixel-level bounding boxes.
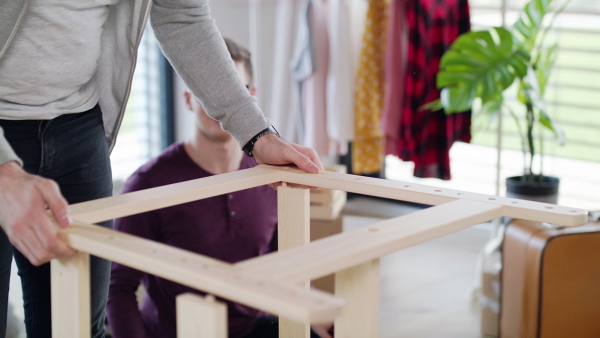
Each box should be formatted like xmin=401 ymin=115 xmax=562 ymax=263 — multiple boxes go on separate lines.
xmin=382 ymin=0 xmax=408 ymax=157
xmin=395 ymin=0 xmax=472 ymax=180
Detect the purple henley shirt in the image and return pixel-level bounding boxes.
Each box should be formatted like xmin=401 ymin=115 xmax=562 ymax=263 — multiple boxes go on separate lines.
xmin=107 ymin=142 xmax=278 ymax=338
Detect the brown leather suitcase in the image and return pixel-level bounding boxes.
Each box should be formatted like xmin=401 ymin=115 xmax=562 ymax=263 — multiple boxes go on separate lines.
xmin=500 ymin=218 xmax=600 ymax=338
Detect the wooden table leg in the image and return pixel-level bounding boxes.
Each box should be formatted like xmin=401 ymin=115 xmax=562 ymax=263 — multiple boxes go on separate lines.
xmin=177 ymin=293 xmax=227 ymax=338
xmin=278 ymin=184 xmax=311 ymax=338
xmin=335 ymin=259 xmax=380 ymax=338
xmin=51 ymin=252 xmax=91 ymax=338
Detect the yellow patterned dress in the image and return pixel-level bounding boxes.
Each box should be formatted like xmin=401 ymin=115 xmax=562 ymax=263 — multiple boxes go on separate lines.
xmin=352 ymin=0 xmax=389 ymax=174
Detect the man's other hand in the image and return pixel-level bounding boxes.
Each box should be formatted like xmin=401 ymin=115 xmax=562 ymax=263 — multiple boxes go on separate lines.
xmin=0 ymin=162 xmax=75 ymax=266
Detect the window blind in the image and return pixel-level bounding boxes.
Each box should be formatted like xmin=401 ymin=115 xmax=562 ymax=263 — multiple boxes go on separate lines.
xmin=110 ymin=26 xmax=163 ymax=184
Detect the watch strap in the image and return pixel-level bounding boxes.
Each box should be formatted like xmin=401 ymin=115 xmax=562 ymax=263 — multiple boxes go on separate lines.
xmin=242 ymin=125 xmax=280 ymax=157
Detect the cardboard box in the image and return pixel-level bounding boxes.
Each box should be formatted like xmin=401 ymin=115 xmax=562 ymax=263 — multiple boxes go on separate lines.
xmin=310 ymin=215 xmax=343 ymax=294
xmin=310 ymin=165 xmax=347 ymax=220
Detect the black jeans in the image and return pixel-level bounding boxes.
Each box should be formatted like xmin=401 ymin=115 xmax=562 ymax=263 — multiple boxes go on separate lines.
xmin=0 ymin=104 xmax=113 ymax=338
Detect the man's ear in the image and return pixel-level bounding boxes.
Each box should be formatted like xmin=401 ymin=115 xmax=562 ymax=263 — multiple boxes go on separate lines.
xmin=249 ymin=86 xmax=257 ymax=97
xmin=183 ymin=91 xmax=193 ymax=110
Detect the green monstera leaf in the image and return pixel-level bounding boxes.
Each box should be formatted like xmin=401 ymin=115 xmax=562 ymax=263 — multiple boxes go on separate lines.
xmin=436 ymin=27 xmax=530 ymax=114
xmin=535 ymin=43 xmax=558 ymax=96
xmin=513 ymin=0 xmax=554 ymax=53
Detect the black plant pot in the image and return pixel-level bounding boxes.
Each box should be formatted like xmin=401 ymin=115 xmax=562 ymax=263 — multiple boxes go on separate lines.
xmin=505 ymin=175 xmax=560 ymax=204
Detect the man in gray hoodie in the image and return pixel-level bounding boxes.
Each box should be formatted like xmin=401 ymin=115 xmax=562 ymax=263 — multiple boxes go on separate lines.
xmin=0 ymin=1 xmax=323 ymax=337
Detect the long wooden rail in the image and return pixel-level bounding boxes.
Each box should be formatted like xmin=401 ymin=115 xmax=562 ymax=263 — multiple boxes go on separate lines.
xmin=238 ymin=199 xmax=504 ymax=283
xmin=52 ymin=165 xmax=588 ymax=337
xmin=69 ymin=165 xmax=588 ymax=226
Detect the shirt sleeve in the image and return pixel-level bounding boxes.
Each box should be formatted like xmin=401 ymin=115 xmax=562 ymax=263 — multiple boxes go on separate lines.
xmin=106 ymin=174 xmax=160 ymax=338
xmin=149 ymin=0 xmax=271 ymax=148
xmin=0 ymin=127 xmax=23 ymax=167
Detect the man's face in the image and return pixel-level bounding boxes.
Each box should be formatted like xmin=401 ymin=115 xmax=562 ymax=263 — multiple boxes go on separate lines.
xmin=186 ymin=61 xmax=254 ymax=142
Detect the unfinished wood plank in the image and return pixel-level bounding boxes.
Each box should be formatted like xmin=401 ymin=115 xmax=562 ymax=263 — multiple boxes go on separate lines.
xmin=61 ymin=220 xmax=343 ymax=324
xmin=309 ymin=188 xmax=345 ymax=203
xmin=69 ymin=166 xmax=282 ymax=223
xmin=278 ymin=184 xmax=310 ymax=250
xmin=238 ymin=199 xmax=504 ymax=283
xmin=335 ymin=260 xmax=380 ymax=338
xmin=280 ymin=318 xmax=310 ymax=338
xmin=278 ymin=185 xmax=311 ymax=338
xmin=177 ymin=293 xmax=227 ymax=338
xmin=310 ymin=192 xmax=346 ymax=221
xmin=310 ymin=217 xmax=343 ymax=294
xmin=263 ymin=165 xmax=588 ymax=226
xmin=51 ymin=252 xmax=91 ymax=338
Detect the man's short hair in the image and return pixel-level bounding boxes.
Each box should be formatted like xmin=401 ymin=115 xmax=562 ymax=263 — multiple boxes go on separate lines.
xmin=223 ymin=37 xmax=254 ymax=85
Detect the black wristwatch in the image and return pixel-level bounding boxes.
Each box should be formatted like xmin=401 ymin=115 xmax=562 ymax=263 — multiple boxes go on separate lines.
xmin=242 ymin=125 xmax=280 ymax=157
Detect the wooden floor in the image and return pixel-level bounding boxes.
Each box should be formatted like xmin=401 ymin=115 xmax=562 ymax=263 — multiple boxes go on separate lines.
xmin=342 ymin=196 xmax=492 ymax=338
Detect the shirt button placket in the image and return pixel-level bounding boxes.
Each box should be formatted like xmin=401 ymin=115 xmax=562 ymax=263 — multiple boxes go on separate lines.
xmin=228 ymin=194 xmax=236 ymax=229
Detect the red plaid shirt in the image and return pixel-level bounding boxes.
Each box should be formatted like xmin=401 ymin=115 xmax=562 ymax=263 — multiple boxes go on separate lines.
xmin=395 ymin=0 xmax=472 ymax=180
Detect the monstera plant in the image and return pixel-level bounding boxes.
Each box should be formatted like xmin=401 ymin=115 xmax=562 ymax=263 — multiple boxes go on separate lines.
xmin=428 ymin=0 xmax=571 ymax=201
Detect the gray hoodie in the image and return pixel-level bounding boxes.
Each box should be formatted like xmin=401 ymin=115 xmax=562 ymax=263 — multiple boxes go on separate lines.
xmin=0 ymin=0 xmax=270 ymax=166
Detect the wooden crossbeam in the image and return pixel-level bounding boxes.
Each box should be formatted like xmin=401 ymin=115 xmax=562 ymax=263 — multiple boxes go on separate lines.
xmin=59 ymin=221 xmax=344 ymax=323
xmin=68 ymin=166 xmax=282 ymax=223
xmin=68 ymin=165 xmax=587 ymax=226
xmin=238 ymin=199 xmax=504 ymax=283
xmin=267 ymin=166 xmax=588 ymax=226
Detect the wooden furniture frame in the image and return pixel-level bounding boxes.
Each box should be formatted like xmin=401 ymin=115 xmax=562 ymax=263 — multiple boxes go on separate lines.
xmin=51 ymin=165 xmax=588 ymax=337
